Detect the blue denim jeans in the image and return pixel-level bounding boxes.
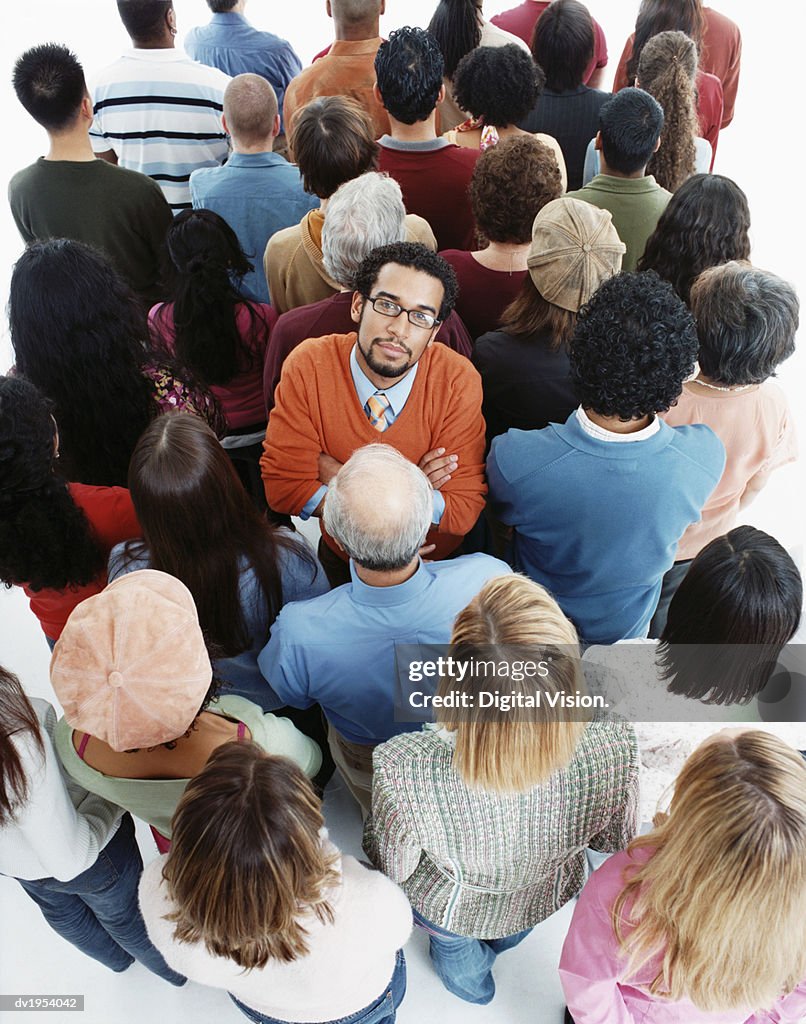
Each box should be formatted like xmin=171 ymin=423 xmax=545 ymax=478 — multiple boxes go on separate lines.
xmin=413 ymin=909 xmax=532 ymax=1004
xmin=17 ymin=813 xmax=184 ymax=985
xmin=230 ymin=949 xmax=406 ymax=1024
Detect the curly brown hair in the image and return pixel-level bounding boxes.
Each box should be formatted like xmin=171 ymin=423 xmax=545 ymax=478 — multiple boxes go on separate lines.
xmin=469 ymin=135 xmax=563 ymax=244
xmin=638 ymin=31 xmax=699 ymax=192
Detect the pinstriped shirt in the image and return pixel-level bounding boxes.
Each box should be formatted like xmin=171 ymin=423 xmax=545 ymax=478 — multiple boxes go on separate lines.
xmin=89 ymin=48 xmax=230 ymax=213
xmin=364 ymin=716 xmax=639 ymax=938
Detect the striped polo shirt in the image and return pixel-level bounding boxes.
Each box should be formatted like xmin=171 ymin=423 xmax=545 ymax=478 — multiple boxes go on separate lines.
xmin=89 ymin=48 xmax=230 ymax=213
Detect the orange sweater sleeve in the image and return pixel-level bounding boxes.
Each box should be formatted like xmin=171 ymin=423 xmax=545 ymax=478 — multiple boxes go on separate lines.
xmin=435 ymin=357 xmax=487 ymax=537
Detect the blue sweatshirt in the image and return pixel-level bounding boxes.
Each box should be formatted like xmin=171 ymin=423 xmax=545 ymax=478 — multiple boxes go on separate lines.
xmin=488 ymin=412 xmax=725 ymax=644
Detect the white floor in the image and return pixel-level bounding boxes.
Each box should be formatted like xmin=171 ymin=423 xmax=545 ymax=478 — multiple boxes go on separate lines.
xmin=1 ymin=1 xmax=805 ymax=1022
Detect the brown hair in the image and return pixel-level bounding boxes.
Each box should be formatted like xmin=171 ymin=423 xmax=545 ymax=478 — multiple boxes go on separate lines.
xmin=639 ymin=32 xmax=698 ymax=192
xmin=438 ymin=575 xmax=586 ymax=792
xmin=0 ymin=666 xmax=45 ymax=826
xmin=469 ymin=136 xmax=562 ymax=245
xmin=289 ymin=96 xmax=379 ymax=198
xmin=163 ymin=742 xmax=339 ymax=968
xmin=614 ymin=732 xmax=806 ymax=1012
xmin=625 ymin=0 xmax=706 ymax=84
xmin=499 ymin=276 xmax=577 ymax=346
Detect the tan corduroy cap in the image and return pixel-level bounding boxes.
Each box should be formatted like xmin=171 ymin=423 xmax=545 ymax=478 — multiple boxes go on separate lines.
xmin=527 ymin=197 xmax=626 ymax=312
xmin=50 ymin=569 xmax=212 ymax=752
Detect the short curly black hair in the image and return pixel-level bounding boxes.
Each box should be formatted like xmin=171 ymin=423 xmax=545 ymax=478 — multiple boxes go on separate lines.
xmin=470 ymin=136 xmax=562 ymax=243
xmin=453 ymin=44 xmax=544 ymax=127
xmin=570 ymin=271 xmax=698 ymax=418
xmin=354 ymin=242 xmax=458 ymax=322
xmin=375 ymin=27 xmax=444 ymax=125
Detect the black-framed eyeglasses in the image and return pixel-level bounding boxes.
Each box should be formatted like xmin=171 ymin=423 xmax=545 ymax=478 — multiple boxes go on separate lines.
xmin=365 ymin=295 xmax=440 ymax=330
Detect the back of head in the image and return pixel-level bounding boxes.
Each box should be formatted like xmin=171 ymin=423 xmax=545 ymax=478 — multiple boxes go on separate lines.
xmin=322 ymin=172 xmax=407 ymax=288
xmin=427 ymin=0 xmax=481 ymax=80
xmin=164 ymin=741 xmax=338 ymax=968
xmin=453 ymin=44 xmax=543 ymax=128
xmin=638 ymin=31 xmax=698 ymax=192
xmin=223 ymin=74 xmax=278 ymax=148
xmin=598 ymin=87 xmax=664 ymax=175
xmin=638 ymin=174 xmax=751 ymax=303
xmin=290 ymin=96 xmax=378 ymax=198
xmin=627 ymin=0 xmax=705 ymax=84
xmin=439 ymin=574 xmax=585 ymax=792
xmin=616 ymin=731 xmax=806 ymax=1012
xmin=532 ymin=0 xmax=595 ymax=92
xmin=353 ymin=241 xmax=458 ymax=322
xmin=206 ymin=0 xmax=239 ymax=11
xmin=659 ymin=526 xmax=802 ymax=704
xmin=0 ymin=665 xmax=44 ymax=827
xmin=117 ymin=0 xmax=173 ymax=45
xmin=375 ymin=26 xmax=445 ymax=124
xmin=13 ymin=43 xmax=86 ymax=132
xmin=331 ymin=0 xmax=383 ymax=29
xmin=690 ymin=261 xmax=798 ymax=386
xmin=323 ymin=444 xmax=432 ymax=571
xmin=570 ymin=270 xmax=698 ymax=418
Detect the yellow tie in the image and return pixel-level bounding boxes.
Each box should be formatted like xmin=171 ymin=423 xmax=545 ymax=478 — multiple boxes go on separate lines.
xmin=365 ymin=393 xmax=391 ymax=432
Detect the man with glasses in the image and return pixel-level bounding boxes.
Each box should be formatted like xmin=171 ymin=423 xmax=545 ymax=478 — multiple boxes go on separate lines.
xmin=261 ymin=242 xmax=487 ymax=586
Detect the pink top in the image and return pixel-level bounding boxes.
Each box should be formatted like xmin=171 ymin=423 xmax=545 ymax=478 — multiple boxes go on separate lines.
xmin=663 ymin=381 xmax=797 ymax=561
xmin=148 ymin=301 xmax=276 ymax=431
xmin=560 ymin=847 xmax=806 ymax=1023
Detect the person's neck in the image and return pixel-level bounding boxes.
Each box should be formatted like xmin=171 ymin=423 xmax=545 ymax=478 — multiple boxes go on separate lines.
xmin=474 ymin=240 xmax=529 ymax=272
xmin=388 ymin=112 xmax=438 ymax=144
xmin=355 ymin=558 xmax=420 ymax=588
xmin=46 ymin=129 xmax=96 ymax=162
xmin=599 ymin=155 xmax=647 ymax=180
xmin=334 ymin=20 xmax=379 ymax=41
xmin=232 ymin=137 xmax=274 ymax=155
xmin=133 ymin=36 xmax=174 ymax=51
xmin=584 ymin=408 xmax=652 ymax=433
xmin=692 ymin=373 xmax=751 ymax=392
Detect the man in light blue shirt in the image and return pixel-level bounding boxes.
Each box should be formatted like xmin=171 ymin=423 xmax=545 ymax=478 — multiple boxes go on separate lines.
xmin=184 ymin=0 xmax=301 ymax=134
xmin=259 ymin=444 xmax=511 ymax=814
xmin=190 ymin=73 xmax=318 ymax=303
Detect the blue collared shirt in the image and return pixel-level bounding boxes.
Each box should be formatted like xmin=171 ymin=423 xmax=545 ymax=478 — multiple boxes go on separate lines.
xmin=258 ymin=554 xmax=512 ymax=740
xmin=301 ymin=345 xmax=445 ymax=523
xmin=190 ymin=150 xmax=318 ymax=303
xmin=184 ymin=12 xmax=301 ymax=132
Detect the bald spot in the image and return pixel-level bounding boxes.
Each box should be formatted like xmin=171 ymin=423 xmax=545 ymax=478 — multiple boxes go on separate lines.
xmin=337 ymin=458 xmax=419 ymax=541
xmin=223 ymin=73 xmax=278 ymax=147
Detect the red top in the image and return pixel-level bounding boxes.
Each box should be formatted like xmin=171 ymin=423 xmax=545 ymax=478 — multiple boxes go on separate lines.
xmin=490 ymin=1 xmax=608 ymax=84
xmin=439 ymin=250 xmax=527 ymax=341
xmin=378 ymin=142 xmax=480 ymax=252
xmin=23 ymin=483 xmax=141 ymax=641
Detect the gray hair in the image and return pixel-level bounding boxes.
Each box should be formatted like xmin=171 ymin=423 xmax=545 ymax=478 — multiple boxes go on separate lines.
xmin=322 ymin=172 xmax=407 ymax=288
xmin=323 ymin=444 xmax=433 ymax=571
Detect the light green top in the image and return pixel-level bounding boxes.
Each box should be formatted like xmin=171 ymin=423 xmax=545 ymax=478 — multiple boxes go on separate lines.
xmin=53 ymin=695 xmax=322 ymax=838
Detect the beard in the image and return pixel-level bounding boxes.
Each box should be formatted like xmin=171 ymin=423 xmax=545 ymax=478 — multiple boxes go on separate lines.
xmin=358 ymin=336 xmax=415 ymax=378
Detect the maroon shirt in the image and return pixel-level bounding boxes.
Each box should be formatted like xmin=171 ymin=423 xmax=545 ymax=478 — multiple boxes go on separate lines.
xmin=439 ymin=250 xmax=527 ymax=341
xmin=378 ymin=139 xmax=479 ymax=252
xmin=490 ymin=1 xmax=608 ymax=84
xmin=263 ymin=291 xmax=473 ymax=413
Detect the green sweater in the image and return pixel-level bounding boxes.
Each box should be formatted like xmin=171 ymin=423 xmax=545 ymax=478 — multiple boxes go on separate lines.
xmin=565 ymin=173 xmax=671 ymax=272
xmin=54 ymin=695 xmax=322 ymax=838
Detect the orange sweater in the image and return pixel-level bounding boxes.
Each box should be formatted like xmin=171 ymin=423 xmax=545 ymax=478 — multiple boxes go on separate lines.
xmin=261 ymin=333 xmax=487 ymax=558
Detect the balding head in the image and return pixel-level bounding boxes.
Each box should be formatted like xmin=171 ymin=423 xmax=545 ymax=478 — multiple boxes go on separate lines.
xmin=223 ymin=74 xmax=278 ymax=150
xmin=323 ymin=445 xmax=432 ymax=571
xmin=328 ymin=0 xmax=383 ymax=33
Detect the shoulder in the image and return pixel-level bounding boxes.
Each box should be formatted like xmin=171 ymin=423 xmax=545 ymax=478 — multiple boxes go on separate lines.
xmin=339 ymin=855 xmax=413 ymax=935
xmin=427 ymin=552 xmax=512 ymax=587
xmin=373 ymin=729 xmax=446 ymax=775
xmin=703 ymin=6 xmax=741 ymax=41
xmin=283 ymin=333 xmax=354 ymax=374
xmin=68 ymin=482 xmax=134 ymax=518
xmin=268 ymin=222 xmax=303 ymax=256
xmin=577 ymin=717 xmax=638 ymax=763
xmin=422 ymin=339 xmax=480 ymax=382
xmin=403 ymin=213 xmax=437 ymax=250
xmin=663 ymin=421 xmax=726 ymax=474
xmin=9 ymin=163 xmax=40 ymax=192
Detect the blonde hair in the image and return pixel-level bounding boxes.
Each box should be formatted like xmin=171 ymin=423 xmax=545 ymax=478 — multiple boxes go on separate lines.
xmin=438 ymin=574 xmax=586 ymax=792
xmin=162 ymin=742 xmax=339 ymax=969
xmin=614 ymin=731 xmax=806 ymax=1012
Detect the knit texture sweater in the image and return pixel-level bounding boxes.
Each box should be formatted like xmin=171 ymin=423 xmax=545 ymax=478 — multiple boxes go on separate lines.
xmin=261 ymin=333 xmax=487 ymax=559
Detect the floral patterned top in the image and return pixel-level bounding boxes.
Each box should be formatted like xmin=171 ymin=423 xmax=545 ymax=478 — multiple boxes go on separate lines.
xmin=143 ymin=362 xmax=226 ymax=437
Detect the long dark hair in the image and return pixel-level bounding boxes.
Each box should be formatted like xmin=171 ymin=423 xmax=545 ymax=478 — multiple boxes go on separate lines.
xmin=427 ymin=0 xmax=482 ymax=79
xmin=0 ymin=376 xmax=104 ymax=592
xmin=625 ymin=0 xmax=706 ymax=84
xmin=8 ymin=239 xmax=157 ymax=487
xmin=153 ymin=209 xmax=268 ymax=387
xmin=0 ymin=665 xmax=45 ymax=826
xmin=500 ymin=277 xmax=577 ymax=347
xmin=638 ymin=174 xmax=751 ymax=304
xmin=124 ymin=415 xmax=316 ymax=657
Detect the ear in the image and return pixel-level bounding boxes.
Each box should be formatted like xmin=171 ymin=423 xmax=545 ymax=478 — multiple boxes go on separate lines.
xmin=167 ymin=4 xmax=177 ymax=32
xmin=350 ymin=291 xmax=365 ymax=323
xmin=437 ymin=83 xmax=446 ymax=105
xmin=594 ymin=131 xmax=602 ymax=152
xmin=652 ymin=135 xmax=661 ymax=154
xmin=272 ymin=113 xmax=281 ymax=138
xmin=326 ymin=0 xmax=332 ymax=17
xmin=221 ymin=112 xmax=230 ymax=136
xmin=379 ymin=0 xmax=386 ymax=14
xmin=80 ymin=93 xmax=94 ymax=122
xmin=373 ymin=81 xmax=385 ymax=109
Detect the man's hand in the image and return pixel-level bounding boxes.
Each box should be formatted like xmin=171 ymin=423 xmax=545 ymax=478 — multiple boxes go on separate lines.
xmin=318 ymin=453 xmax=343 ymax=486
xmin=418 ymin=447 xmax=458 ymax=490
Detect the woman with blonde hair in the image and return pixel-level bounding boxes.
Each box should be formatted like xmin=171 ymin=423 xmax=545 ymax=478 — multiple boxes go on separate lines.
xmin=561 ymin=730 xmax=806 ymax=1022
xmin=364 ymin=574 xmax=638 ymax=1005
xmin=139 ymin=741 xmax=412 ymax=1024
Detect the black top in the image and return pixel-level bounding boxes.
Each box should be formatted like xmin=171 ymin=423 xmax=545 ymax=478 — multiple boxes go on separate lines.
xmin=472 ymin=328 xmax=577 ymax=444
xmin=518 ymin=86 xmax=611 ymax=191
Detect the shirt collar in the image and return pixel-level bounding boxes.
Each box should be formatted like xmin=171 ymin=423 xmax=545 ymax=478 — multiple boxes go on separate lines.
xmin=211 ymin=11 xmax=247 ymax=21
xmin=329 ymin=37 xmax=383 ymax=56
xmin=349 ymin=343 xmax=418 ymax=417
xmin=378 ymin=135 xmax=452 ymax=152
xmin=226 ymin=150 xmax=285 ymax=167
xmin=348 ymin=559 xmax=432 ymax=606
xmin=576 ymin=406 xmax=660 ymax=443
xmin=123 ymin=47 xmax=189 ymax=62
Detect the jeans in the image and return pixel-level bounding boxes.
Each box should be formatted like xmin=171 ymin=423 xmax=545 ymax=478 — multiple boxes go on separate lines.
xmin=17 ymin=813 xmax=184 ymax=985
xmin=230 ymin=949 xmax=406 ymax=1024
xmin=412 ymin=909 xmax=532 ymax=1004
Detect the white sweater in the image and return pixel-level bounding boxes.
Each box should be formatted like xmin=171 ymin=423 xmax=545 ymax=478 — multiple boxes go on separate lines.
xmin=0 ymin=699 xmax=123 ymax=881
xmin=139 ymin=853 xmax=412 ymax=1023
